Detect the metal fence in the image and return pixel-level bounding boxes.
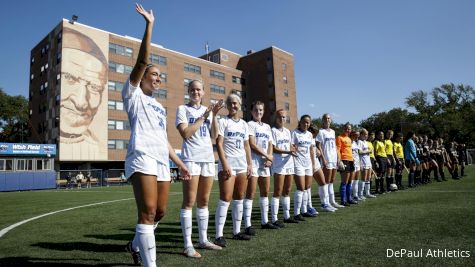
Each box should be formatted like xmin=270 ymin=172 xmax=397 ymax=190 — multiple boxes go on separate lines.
xmin=57 ymin=169 xmax=126 ymax=189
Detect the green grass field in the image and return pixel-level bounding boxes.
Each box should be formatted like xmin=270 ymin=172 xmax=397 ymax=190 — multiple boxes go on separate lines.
xmin=1 ymin=166 xmax=474 ymax=266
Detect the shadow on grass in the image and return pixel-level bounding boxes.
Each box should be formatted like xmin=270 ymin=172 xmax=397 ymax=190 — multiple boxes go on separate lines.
xmin=0 ymin=256 xmax=135 ymax=266
xmin=32 ymin=242 xmax=125 ymax=252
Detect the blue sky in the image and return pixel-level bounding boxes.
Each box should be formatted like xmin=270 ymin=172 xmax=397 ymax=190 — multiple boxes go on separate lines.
xmin=1 ymin=0 xmax=474 ymax=124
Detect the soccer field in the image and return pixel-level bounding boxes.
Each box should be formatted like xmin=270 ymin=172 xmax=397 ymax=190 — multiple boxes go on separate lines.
xmin=0 ymin=166 xmax=474 ymax=266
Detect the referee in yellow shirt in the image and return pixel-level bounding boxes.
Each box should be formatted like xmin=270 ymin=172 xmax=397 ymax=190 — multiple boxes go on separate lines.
xmin=373 ymin=131 xmax=387 ymax=194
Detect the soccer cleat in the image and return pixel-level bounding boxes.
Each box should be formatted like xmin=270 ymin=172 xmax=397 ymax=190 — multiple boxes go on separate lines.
xmin=125 ymin=241 xmax=142 ymax=266
xmin=183 ymin=246 xmax=201 ymax=258
xmin=358 ymin=195 xmax=366 ymax=201
xmin=232 ymin=232 xmax=251 ymax=240
xmin=272 ymin=220 xmax=285 ymax=228
xmin=294 ymin=214 xmax=306 ymax=221
xmin=283 ymin=217 xmax=299 ymax=223
xmin=302 ymin=212 xmax=317 ymax=218
xmin=321 ymin=205 xmax=336 ymax=212
xmin=261 ymin=222 xmax=279 ymax=229
xmin=244 ymin=226 xmax=256 ymax=236
xmin=331 ymin=202 xmax=345 ymax=208
xmin=342 ymin=202 xmax=350 ymax=207
xmin=348 ymin=200 xmax=358 ymax=205
xmin=214 ymin=237 xmax=227 ymax=248
xmin=198 ymin=240 xmax=222 ymax=250
xmin=308 ymin=207 xmax=319 ymax=215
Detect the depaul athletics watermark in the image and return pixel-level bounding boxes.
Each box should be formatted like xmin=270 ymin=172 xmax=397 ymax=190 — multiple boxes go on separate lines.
xmin=387 ymin=248 xmax=471 ymax=258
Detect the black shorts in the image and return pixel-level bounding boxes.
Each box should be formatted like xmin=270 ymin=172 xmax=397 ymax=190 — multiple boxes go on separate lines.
xmin=370 ymin=158 xmax=376 ymax=170
xmin=342 ymin=160 xmax=355 ymax=173
xmin=376 ymin=156 xmax=387 ymax=174
xmin=387 ymin=155 xmax=395 ymax=168
xmin=395 ymin=158 xmax=404 ymax=172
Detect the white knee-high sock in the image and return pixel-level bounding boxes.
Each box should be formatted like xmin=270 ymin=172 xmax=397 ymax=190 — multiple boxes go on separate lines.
xmin=180 ymin=209 xmax=193 ymax=248
xmin=271 ymin=197 xmax=279 ymax=223
xmin=302 ymin=190 xmax=308 ymax=213
xmin=358 ymin=180 xmax=365 ymax=197
xmin=196 ymin=207 xmax=209 ymax=244
xmin=319 ymin=184 xmax=327 ymax=206
xmin=243 ymin=198 xmax=253 ymax=228
xmin=365 ymin=181 xmax=371 ymax=196
xmin=352 ymin=180 xmax=359 ymax=198
xmin=232 ymin=199 xmax=244 ymax=235
xmin=282 ymin=196 xmax=291 ymax=219
xmin=307 ymin=188 xmax=314 ymax=208
xmin=136 ymin=224 xmax=156 ymax=267
xmin=215 ymin=200 xmax=230 ymax=238
xmin=328 ymin=183 xmax=336 ymax=204
xmin=294 ymin=190 xmax=304 ymax=216
xmin=259 ymin=197 xmax=269 ymax=225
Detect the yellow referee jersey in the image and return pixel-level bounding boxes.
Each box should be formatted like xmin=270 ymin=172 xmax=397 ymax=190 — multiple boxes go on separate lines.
xmin=374 ymin=140 xmax=387 ymax=157
xmin=367 ymin=141 xmax=375 ymax=159
xmin=384 ymin=139 xmax=394 ymax=156
xmin=393 ymin=142 xmax=404 ymax=159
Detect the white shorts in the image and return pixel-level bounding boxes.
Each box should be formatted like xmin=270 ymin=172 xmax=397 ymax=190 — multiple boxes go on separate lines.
xmin=294 ymin=167 xmax=313 ymax=176
xmin=324 ymin=162 xmax=337 ymax=169
xmin=125 ymin=153 xmax=170 ymax=182
xmin=354 ymin=163 xmax=361 ymax=172
xmin=252 ymin=167 xmax=270 ymax=177
xmin=273 ymin=166 xmax=295 ymax=175
xmin=314 ymin=158 xmax=322 ymax=171
xmin=218 ymin=162 xmax=247 ymax=176
xmin=184 ymin=161 xmax=215 ymax=177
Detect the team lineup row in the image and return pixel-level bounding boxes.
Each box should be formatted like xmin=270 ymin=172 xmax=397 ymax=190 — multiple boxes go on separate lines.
xmin=119 ymin=5 xmax=467 ymax=267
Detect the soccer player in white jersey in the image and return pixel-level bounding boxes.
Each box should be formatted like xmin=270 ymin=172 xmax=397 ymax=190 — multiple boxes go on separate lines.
xmin=176 ymin=80 xmax=224 ymax=258
xmin=308 ymin=126 xmax=336 ymax=212
xmin=245 ymin=101 xmax=278 ymax=233
xmin=271 ymin=109 xmax=299 ymax=225
xmin=214 ymin=94 xmax=252 ymax=247
xmin=316 ymin=114 xmax=344 ymax=209
xmin=292 ymin=115 xmax=316 ymax=221
xmin=123 ymin=5 xmax=190 ymax=267
xmin=350 ymin=131 xmax=362 ymax=202
xmin=358 ymin=129 xmax=376 ymax=198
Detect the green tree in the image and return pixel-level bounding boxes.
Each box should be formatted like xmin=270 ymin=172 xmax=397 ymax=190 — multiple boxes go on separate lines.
xmin=0 ymin=88 xmax=30 ymax=142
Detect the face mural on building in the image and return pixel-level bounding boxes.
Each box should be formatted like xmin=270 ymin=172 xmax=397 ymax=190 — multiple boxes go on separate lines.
xmin=59 ymin=24 xmax=108 ymax=161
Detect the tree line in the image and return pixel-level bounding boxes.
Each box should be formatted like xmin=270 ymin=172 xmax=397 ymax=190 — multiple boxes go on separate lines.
xmin=1 ymin=83 xmax=474 ymax=146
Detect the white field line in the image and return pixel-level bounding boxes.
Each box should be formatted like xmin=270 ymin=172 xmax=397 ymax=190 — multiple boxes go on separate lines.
xmin=0 ymin=190 xmax=219 ymax=239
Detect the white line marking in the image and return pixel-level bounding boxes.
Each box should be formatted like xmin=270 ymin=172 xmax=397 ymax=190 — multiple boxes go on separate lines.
xmin=0 ymin=190 xmax=220 ymax=239
xmin=0 ymin=198 xmax=133 ymax=238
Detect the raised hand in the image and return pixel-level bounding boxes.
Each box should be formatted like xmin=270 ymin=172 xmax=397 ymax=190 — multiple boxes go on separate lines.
xmin=212 ymin=99 xmax=225 ymax=114
xmin=135 ymin=3 xmax=155 ymax=24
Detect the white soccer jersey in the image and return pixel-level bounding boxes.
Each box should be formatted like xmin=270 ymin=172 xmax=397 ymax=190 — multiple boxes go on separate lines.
xmin=352 ymin=140 xmax=361 ymax=169
xmin=360 ymin=140 xmax=371 ymax=168
xmin=271 ymin=127 xmax=295 ymax=170
xmin=218 ymin=116 xmax=249 ymax=170
xmin=122 ymin=79 xmax=168 ymax=166
xmin=316 ymin=128 xmax=337 ymax=163
xmin=248 ymin=120 xmax=273 ymax=168
xmin=291 ymin=129 xmax=314 ymax=168
xmin=175 ymin=104 xmax=214 ymax=163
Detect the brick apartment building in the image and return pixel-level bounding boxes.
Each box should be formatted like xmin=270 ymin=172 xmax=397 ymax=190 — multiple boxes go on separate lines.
xmin=28 ymin=19 xmax=297 ymax=170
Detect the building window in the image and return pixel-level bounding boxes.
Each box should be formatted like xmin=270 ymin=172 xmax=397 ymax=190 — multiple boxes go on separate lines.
xmin=285 ymin=102 xmax=290 ymax=111
xmin=184 ymin=94 xmax=190 ymax=104
xmin=108 ymin=100 xmax=124 ymax=110
xmin=57 ymin=31 xmax=62 ymax=44
xmin=212 ymin=54 xmax=219 ymax=63
xmin=56 ymin=52 xmax=61 ymax=64
xmin=284 ymin=89 xmax=289 ymax=97
xmin=210 ymin=70 xmax=225 ymax=80
xmin=108 ymin=120 xmax=130 ymax=130
xmin=184 ymin=78 xmax=192 ymax=93
xmin=282 ymin=63 xmax=287 ymax=71
xmin=109 ymin=43 xmax=133 ymax=57
xmin=184 ymin=63 xmax=201 ymax=74
xmin=108 ymin=80 xmax=125 ymax=91
xmin=232 ymin=76 xmax=241 ymax=84
xmin=210 ymin=99 xmax=219 ymax=105
xmin=210 ymin=84 xmax=225 ymax=94
xmin=152 ymin=89 xmax=167 ymax=99
xmin=160 ymin=73 xmax=167 ymax=83
xmin=108 ymin=139 xmax=129 ymax=150
xmin=286 ymin=117 xmax=291 ymax=124
xmin=109 ymin=62 xmax=133 ymax=74
xmin=30 ymin=74 xmax=34 ymax=81
xmin=150 ymin=54 xmax=167 ymax=65
xmin=283 ymin=76 xmax=288 ymax=84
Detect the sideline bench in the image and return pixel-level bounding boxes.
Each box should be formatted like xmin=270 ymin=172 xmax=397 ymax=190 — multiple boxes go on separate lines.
xmin=56 ymin=178 xmax=99 ymax=189
xmin=105 ymin=177 xmax=128 ymax=186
